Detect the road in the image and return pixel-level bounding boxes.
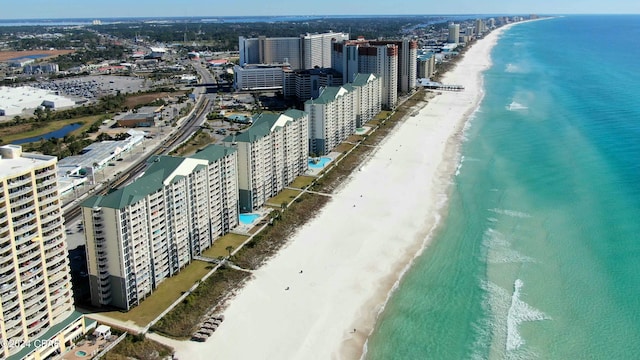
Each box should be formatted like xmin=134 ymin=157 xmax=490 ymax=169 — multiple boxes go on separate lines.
xmin=62 ymin=61 xmax=216 ymax=225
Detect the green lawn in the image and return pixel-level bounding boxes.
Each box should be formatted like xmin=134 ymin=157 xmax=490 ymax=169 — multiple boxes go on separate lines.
xmin=268 ymin=188 xmax=301 ymax=207
xmin=202 ymin=233 xmax=249 ymax=259
xmin=373 ymin=110 xmax=392 ymax=121
xmin=102 ymin=260 xmax=213 ymax=326
xmin=346 ymin=135 xmax=364 ymax=143
xmin=172 ymin=131 xmax=214 ymax=156
xmin=290 ymin=176 xmax=315 ymax=189
xmin=333 ymin=142 xmax=355 ymax=153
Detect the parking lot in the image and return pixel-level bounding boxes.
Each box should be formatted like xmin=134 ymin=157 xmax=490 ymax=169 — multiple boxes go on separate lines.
xmin=31 ymin=75 xmax=148 ymax=101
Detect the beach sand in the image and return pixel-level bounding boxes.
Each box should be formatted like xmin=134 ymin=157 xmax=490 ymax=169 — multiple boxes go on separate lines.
xmin=165 ymin=24 xmax=514 ymax=360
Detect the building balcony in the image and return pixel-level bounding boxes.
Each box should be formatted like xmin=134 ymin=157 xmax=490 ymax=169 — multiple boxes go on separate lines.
xmin=24 ymin=301 xmax=47 ymax=320
xmin=0 ymin=261 xmax=14 ymax=274
xmin=19 ymin=249 xmax=41 ymax=265
xmin=0 ymin=284 xmax=17 ymax=300
xmin=41 ymin=218 xmax=63 ymax=231
xmin=50 ymin=287 xmax=67 ymax=302
xmin=20 ymin=266 xmax=41 ymax=281
xmin=4 ymin=316 xmax=21 ymax=330
xmin=22 ymin=277 xmax=43 ymax=291
xmin=43 ymin=239 xmax=63 ymax=252
xmin=13 ymin=208 xmax=38 ymax=227
xmin=47 ymin=270 xmax=66 ymax=284
xmin=9 ymin=194 xmax=35 ymax=208
xmin=6 ymin=325 xmax=23 ymax=340
xmin=45 ymin=243 xmax=65 ymax=259
xmin=51 ymin=298 xmax=72 ymax=317
xmin=27 ymin=318 xmax=50 ymax=337
xmin=7 ymin=176 xmax=33 ymax=189
xmin=23 ymin=291 xmax=46 ymax=308
xmin=36 ymin=185 xmax=58 ymax=198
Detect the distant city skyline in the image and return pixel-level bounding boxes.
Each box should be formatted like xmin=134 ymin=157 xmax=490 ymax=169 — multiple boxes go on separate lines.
xmin=1 ymin=0 xmax=639 ymax=20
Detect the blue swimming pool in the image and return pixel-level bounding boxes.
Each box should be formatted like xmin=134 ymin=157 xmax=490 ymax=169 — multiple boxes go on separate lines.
xmin=308 ymin=157 xmax=331 ymax=169
xmin=239 ymin=213 xmax=260 ymax=224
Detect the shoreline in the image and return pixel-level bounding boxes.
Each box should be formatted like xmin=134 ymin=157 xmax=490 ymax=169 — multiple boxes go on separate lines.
xmin=167 ymin=23 xmax=519 ymax=360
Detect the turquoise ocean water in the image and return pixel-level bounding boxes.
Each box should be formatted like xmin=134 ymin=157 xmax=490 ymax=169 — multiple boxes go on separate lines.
xmin=366 ymin=16 xmax=640 ymax=360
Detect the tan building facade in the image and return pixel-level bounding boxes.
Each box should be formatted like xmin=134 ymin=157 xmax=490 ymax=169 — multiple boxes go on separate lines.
xmin=0 ymin=145 xmax=86 ymax=359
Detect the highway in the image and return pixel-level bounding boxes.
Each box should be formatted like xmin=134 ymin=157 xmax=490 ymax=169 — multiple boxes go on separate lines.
xmin=62 ymin=62 xmax=216 ymax=225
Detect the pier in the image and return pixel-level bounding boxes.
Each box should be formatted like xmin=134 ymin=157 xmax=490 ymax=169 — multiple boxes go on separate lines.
xmin=417 ymin=79 xmax=465 ymax=91
xmin=421 ymin=83 xmax=465 ymax=91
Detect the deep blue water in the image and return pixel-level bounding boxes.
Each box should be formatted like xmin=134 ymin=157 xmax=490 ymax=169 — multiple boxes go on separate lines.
xmin=366 ymin=15 xmax=640 ymax=360
xmin=12 ymin=123 xmax=82 ymax=144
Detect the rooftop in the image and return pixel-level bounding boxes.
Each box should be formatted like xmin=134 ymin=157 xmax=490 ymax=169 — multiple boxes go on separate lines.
xmin=223 ymin=109 xmax=307 ymax=143
xmin=0 ymin=145 xmax=57 ymax=179
xmin=305 ymin=86 xmax=351 ymax=105
xmin=82 ymin=144 xmax=235 ymax=209
xmin=0 ymin=86 xmax=75 ymax=116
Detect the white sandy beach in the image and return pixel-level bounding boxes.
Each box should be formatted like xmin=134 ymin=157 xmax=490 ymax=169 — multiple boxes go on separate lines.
xmin=161 ymin=24 xmax=514 ymax=360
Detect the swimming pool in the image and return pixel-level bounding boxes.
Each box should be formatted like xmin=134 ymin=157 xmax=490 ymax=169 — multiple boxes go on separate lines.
xmin=308 ymin=157 xmax=332 ymax=169
xmin=75 ymin=350 xmax=87 ymax=357
xmin=239 ymin=213 xmax=260 ymax=224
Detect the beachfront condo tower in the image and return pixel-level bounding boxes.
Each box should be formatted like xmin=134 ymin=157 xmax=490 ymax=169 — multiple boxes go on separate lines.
xmin=448 ymin=23 xmax=461 ymax=43
xmin=81 ymin=145 xmax=239 ymax=310
xmin=331 ymin=39 xmax=399 ymax=109
xmin=0 ymin=144 xmax=89 ymax=359
xmin=305 ymin=73 xmax=381 ymax=155
xmin=223 ymin=110 xmax=309 ymax=211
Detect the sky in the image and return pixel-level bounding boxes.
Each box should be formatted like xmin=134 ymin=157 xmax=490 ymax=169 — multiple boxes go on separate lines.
xmin=1 ymin=0 xmax=639 ymax=19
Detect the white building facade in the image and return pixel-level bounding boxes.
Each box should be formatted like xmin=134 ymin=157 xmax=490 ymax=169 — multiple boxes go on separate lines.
xmin=224 ymin=110 xmax=309 ymax=211
xmin=239 ymin=32 xmax=349 ymax=70
xmin=332 ymin=40 xmax=399 ymax=109
xmin=350 ymin=73 xmax=382 ymax=128
xmin=448 ymin=23 xmax=460 ymax=44
xmin=233 ymin=64 xmax=287 ymax=91
xmin=81 ymin=145 xmax=239 ymax=310
xmin=305 ymin=86 xmax=357 ymax=156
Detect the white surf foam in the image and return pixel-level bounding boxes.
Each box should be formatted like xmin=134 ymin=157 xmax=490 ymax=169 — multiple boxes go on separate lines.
xmin=482 ymin=228 xmax=536 ymax=264
xmin=476 ymin=280 xmax=548 ymax=359
xmin=506 ymin=101 xmax=529 ymax=111
xmin=489 ymin=208 xmax=532 ymax=218
xmin=506 ymin=63 xmax=520 ymax=73
xmin=506 ymin=279 xmax=549 ymax=352
xmin=455 ymin=155 xmax=465 ymax=176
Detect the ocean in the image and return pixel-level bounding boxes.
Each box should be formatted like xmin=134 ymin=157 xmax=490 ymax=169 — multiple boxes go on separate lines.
xmin=365 ymin=15 xmax=640 ymax=360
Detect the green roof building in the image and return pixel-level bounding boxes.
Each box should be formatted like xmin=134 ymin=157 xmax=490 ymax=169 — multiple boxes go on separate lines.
xmin=305 ymin=73 xmax=381 ymax=155
xmin=224 ymin=109 xmax=309 ymax=211
xmin=80 ymin=144 xmax=239 ymax=310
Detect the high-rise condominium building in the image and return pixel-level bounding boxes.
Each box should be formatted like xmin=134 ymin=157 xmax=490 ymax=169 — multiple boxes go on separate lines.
xmin=224 ymin=110 xmax=309 ymax=211
xmin=239 ymin=32 xmax=349 ymax=70
xmin=81 ymin=145 xmax=239 ymax=310
xmin=282 ymin=67 xmax=343 ymax=100
xmin=475 ymin=19 xmax=487 ymax=35
xmin=305 ymin=73 xmax=381 ymax=155
xmin=332 ymin=40 xmax=399 ymax=109
xmin=0 ymin=145 xmax=87 ymax=359
xmin=369 ymin=39 xmax=418 ymax=94
xmin=448 ymin=23 xmax=460 ymax=44
xmin=305 ymin=86 xmax=356 ymax=155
